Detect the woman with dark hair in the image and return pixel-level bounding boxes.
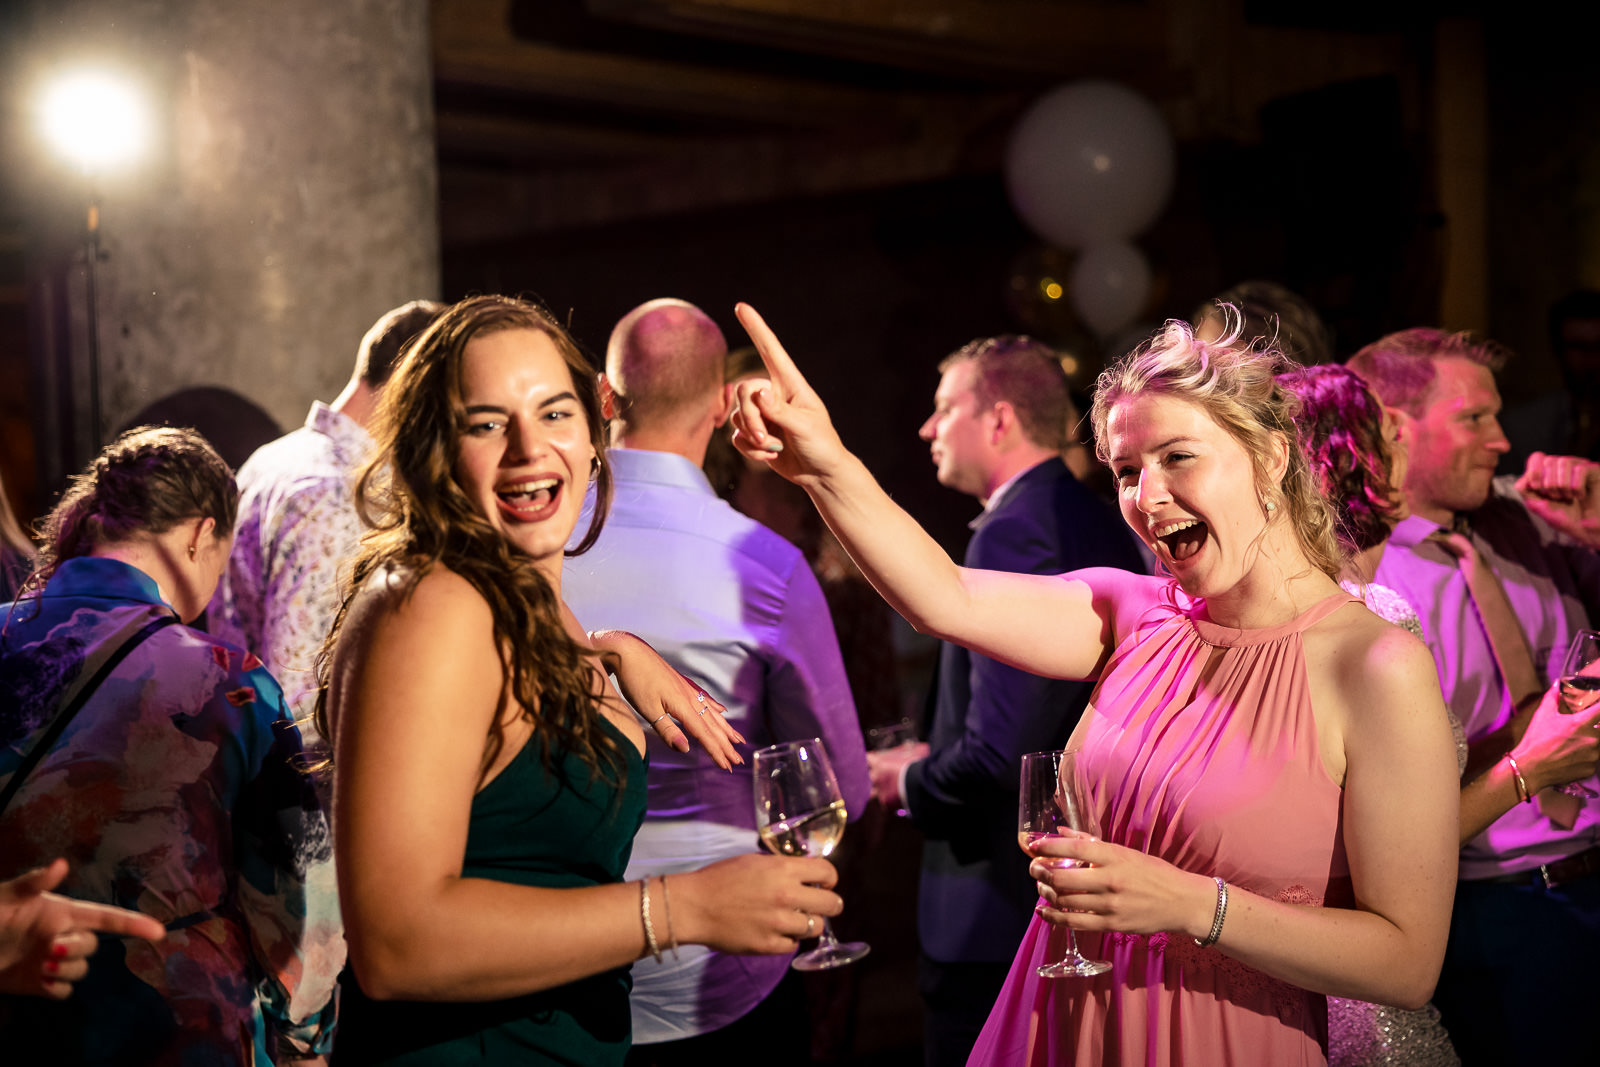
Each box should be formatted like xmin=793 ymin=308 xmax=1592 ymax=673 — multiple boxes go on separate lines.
xmin=318 ymin=295 xmax=840 ymax=1065
xmin=729 ymin=304 xmax=1459 ymax=1065
xmin=0 ymin=426 xmax=341 ymax=1064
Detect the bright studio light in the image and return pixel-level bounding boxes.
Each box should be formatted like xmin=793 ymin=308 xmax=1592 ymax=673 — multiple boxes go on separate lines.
xmin=39 ymin=70 xmax=148 ymax=172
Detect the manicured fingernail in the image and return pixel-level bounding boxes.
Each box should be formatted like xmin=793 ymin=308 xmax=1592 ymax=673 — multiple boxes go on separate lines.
xmin=42 ymin=959 xmax=59 ymax=975
xmin=50 ymin=942 xmax=69 ymax=959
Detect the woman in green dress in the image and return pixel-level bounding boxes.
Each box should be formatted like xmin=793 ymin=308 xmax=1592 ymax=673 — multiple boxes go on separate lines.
xmin=320 ymin=296 xmax=838 ymax=1065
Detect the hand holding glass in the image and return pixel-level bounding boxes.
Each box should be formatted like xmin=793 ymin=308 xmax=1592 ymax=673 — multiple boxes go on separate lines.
xmin=866 ymin=717 xmax=917 ymax=817
xmin=753 ymin=738 xmax=870 ymax=970
xmin=1019 ymin=749 xmax=1110 ymax=978
xmin=1556 ymin=629 xmax=1600 ymax=799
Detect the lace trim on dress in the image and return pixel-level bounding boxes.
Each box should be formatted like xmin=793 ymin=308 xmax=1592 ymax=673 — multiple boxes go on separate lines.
xmin=1102 ymin=884 xmax=1325 ymax=1023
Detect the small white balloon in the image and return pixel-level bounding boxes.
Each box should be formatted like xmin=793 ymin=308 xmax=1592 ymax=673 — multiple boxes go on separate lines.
xmin=1005 ymin=81 xmax=1175 ymax=249
xmin=1070 ymin=242 xmax=1152 ymax=337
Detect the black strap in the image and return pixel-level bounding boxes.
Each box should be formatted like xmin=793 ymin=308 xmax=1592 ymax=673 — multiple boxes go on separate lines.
xmin=0 ymin=614 xmax=179 ymax=817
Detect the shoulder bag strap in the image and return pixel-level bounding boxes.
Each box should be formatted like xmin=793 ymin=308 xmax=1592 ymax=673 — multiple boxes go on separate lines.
xmin=0 ymin=613 xmax=179 ymax=817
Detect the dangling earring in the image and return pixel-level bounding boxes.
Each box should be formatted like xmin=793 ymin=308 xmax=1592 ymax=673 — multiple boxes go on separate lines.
xmin=590 ymin=455 xmax=600 ymax=482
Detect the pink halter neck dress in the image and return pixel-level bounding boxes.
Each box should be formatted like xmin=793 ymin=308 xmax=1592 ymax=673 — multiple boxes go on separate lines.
xmin=968 ymin=589 xmax=1356 ymax=1067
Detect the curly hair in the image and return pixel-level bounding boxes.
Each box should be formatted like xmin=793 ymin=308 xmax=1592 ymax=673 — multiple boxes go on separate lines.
xmin=29 ymin=426 xmax=237 ymax=596
xmin=316 ymin=295 xmax=623 ymax=788
xmin=1277 ymin=364 xmax=1401 ymax=554
xmin=1090 ymin=309 xmax=1343 ymax=581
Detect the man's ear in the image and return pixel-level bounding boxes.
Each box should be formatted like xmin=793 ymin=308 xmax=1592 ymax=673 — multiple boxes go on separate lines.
xmin=714 ymin=382 xmax=737 ymax=428
xmin=989 ymin=400 xmax=1016 ymax=446
xmin=598 ymin=373 xmax=618 ymax=421
xmin=1384 ymin=404 xmax=1411 ymax=444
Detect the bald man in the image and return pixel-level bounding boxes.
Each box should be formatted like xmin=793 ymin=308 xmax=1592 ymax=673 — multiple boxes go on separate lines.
xmin=563 ymin=299 xmax=869 ymax=1066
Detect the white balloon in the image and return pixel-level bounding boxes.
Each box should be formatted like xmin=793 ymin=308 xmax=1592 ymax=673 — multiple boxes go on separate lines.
xmin=1070 ymin=242 xmax=1152 ymax=337
xmin=1005 ymin=81 xmax=1176 ymax=249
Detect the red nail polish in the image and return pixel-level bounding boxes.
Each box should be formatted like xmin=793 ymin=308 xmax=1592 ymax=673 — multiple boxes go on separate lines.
xmin=42 ymin=959 xmax=59 ymax=975
xmin=50 ymin=942 xmax=69 ymax=959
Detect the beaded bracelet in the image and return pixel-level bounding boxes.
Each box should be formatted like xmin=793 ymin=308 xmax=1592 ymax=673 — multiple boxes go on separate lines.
xmin=640 ymin=878 xmax=662 ymax=963
xmin=1506 ymin=753 xmax=1532 ymax=804
xmin=1194 ymin=877 xmax=1229 ymax=948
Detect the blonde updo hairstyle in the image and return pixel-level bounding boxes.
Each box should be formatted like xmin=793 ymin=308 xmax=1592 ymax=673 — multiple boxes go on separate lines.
xmin=1089 ymin=310 xmax=1344 ymax=581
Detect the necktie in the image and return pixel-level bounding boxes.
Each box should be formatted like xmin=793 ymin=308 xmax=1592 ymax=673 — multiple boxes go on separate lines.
xmin=1430 ymin=529 xmax=1582 ymax=829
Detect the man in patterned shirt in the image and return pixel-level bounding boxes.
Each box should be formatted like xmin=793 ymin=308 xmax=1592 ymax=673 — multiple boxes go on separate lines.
xmin=210 ymin=300 xmax=444 ymax=744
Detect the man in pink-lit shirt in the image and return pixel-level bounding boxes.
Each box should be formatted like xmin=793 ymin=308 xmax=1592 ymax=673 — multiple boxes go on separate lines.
xmin=1351 ymin=328 xmax=1600 ymax=1067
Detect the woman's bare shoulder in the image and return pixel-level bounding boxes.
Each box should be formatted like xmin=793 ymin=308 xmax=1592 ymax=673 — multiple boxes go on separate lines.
xmin=340 ymin=563 xmax=494 ymax=652
xmin=1312 ymin=600 xmax=1443 ymax=714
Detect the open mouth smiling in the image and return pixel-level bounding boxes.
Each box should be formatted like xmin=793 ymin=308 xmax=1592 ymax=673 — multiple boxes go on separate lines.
xmin=496 ymin=477 xmax=561 ymax=520
xmin=1151 ymin=518 xmax=1208 ymax=562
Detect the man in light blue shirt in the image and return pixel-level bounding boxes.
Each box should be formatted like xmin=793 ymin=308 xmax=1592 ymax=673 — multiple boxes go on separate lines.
xmin=564 ymin=298 xmax=869 ymax=1064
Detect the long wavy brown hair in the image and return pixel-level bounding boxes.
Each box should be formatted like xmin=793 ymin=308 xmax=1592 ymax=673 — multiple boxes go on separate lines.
xmin=316 ymin=295 xmax=622 ymax=787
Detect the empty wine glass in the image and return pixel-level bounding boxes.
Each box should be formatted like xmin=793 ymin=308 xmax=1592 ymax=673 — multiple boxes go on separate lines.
xmin=752 ymin=738 xmax=870 ymax=970
xmin=1019 ymin=749 xmax=1110 ymax=978
xmin=865 ymin=716 xmax=917 ymax=817
xmin=1555 ymin=629 xmax=1600 ymax=799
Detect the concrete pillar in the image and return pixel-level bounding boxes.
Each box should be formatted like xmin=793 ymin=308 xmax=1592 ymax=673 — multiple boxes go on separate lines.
xmin=20 ymin=0 xmax=438 ymax=473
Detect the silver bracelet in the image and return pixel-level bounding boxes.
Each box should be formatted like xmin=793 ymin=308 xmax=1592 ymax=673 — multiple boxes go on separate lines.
xmin=1194 ymin=877 xmax=1229 ymax=948
xmin=640 ymin=878 xmax=662 ymax=963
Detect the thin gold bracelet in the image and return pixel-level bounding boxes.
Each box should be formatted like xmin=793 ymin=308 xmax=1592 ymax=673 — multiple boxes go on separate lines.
xmin=1506 ymin=753 xmax=1532 ymax=804
xmin=640 ymin=878 xmax=662 ymax=963
xmin=659 ymin=875 xmax=680 ymax=960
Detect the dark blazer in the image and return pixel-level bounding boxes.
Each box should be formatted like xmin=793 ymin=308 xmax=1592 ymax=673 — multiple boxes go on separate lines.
xmin=905 ymin=457 xmax=1145 ymax=963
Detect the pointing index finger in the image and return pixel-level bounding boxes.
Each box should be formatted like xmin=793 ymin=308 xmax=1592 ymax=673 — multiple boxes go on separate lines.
xmin=734 ymin=303 xmax=809 ymax=401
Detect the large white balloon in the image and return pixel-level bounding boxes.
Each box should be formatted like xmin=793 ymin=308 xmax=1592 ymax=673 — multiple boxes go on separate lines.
xmin=1070 ymin=241 xmax=1152 ymax=337
xmin=1005 ymin=81 xmax=1176 ymax=249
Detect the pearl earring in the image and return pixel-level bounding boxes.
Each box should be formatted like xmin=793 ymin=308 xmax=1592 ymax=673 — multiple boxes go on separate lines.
xmin=1264 ymin=499 xmax=1277 ymax=513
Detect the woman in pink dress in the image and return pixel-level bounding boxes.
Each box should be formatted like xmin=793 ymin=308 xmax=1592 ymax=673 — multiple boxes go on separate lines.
xmin=727 ymin=305 xmax=1459 ymax=1066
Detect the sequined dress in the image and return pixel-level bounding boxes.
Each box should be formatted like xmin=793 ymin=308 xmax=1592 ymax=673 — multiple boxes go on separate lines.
xmin=1326 ymin=582 xmax=1463 ymax=1067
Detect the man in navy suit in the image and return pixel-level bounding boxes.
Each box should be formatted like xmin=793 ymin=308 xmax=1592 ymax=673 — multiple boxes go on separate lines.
xmin=867 ymin=336 xmax=1145 ymax=1067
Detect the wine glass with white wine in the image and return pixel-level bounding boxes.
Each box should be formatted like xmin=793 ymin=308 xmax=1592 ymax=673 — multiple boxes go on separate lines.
xmin=1555 ymin=629 xmax=1600 ymax=799
xmin=1019 ymin=749 xmax=1111 ymax=978
xmin=752 ymin=738 xmax=870 ymax=970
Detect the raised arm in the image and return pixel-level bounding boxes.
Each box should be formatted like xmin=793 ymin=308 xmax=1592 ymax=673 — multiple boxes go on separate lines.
xmin=328 ymin=566 xmax=841 ymax=1002
xmin=729 ymin=303 xmax=1128 ymax=681
xmin=1515 ymin=451 xmax=1600 ymax=547
xmin=1032 ymin=621 xmax=1459 ymax=1009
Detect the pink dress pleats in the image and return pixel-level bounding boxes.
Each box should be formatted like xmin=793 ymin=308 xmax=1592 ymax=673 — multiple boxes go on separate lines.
xmin=969 ymin=590 xmax=1355 ymax=1067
